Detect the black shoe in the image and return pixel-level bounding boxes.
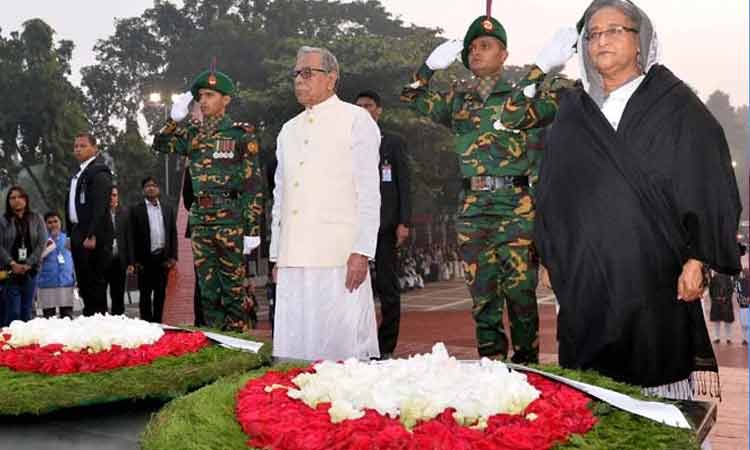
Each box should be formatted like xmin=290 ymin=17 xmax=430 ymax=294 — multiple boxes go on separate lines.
xmin=510 ymin=351 xmax=539 ymax=365
xmin=726 ymin=339 xmax=732 ymax=344
xmin=713 ymin=339 xmax=720 ymax=344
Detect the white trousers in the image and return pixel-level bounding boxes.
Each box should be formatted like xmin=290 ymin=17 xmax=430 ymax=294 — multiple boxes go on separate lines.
xmin=273 ymin=266 xmax=380 ymax=361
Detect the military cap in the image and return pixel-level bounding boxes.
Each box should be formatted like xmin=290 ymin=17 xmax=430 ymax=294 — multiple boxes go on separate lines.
xmin=461 ymin=16 xmax=508 ymax=69
xmin=190 ymin=70 xmax=235 ymax=98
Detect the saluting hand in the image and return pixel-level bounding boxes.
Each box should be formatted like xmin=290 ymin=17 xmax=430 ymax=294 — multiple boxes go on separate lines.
xmin=425 ymin=39 xmax=463 ymax=71
xmin=170 ymin=92 xmax=193 ymax=122
xmin=345 ymin=254 xmax=369 ymax=292
xmin=535 ymin=27 xmax=578 ymax=73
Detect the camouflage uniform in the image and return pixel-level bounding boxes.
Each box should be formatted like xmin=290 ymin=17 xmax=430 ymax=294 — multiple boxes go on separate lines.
xmin=153 ymin=114 xmax=263 ymax=331
xmin=401 ymin=18 xmax=562 ymax=363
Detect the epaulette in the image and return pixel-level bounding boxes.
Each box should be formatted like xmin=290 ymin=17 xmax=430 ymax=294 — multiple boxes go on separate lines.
xmin=233 ymin=122 xmax=256 ymax=134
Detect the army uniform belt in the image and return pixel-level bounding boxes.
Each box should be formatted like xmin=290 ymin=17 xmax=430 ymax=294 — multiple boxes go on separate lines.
xmin=463 ymin=176 xmax=529 ymax=192
xmin=196 ymin=191 xmax=240 ymax=208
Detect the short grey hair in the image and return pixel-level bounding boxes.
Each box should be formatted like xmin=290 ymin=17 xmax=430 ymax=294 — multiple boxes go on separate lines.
xmin=296 ymin=46 xmax=340 ymax=75
xmin=584 ymin=0 xmax=642 ymax=31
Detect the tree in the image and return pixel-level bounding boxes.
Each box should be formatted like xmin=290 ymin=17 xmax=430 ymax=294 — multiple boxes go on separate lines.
xmin=0 ymin=19 xmax=87 ymax=212
xmin=705 ymin=90 xmax=748 ymax=218
xmin=82 ymin=0 xmax=549 ymax=218
xmin=109 ymin=119 xmax=160 ymax=207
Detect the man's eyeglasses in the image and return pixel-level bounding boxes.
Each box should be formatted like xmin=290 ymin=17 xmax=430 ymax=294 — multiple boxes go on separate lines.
xmin=584 ymin=26 xmax=639 ymax=43
xmin=290 ymin=67 xmax=329 ymax=79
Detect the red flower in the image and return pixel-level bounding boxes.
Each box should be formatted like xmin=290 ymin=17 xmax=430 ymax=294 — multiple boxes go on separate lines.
xmin=235 ymin=366 xmax=598 ymax=450
xmin=0 ymin=331 xmax=209 ymax=375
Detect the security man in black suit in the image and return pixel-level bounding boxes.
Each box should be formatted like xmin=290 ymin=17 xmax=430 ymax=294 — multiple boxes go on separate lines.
xmin=355 ymin=90 xmax=412 ymax=359
xmin=106 ymin=185 xmax=130 ymax=315
xmin=127 ymin=176 xmax=178 ymax=323
xmin=66 ymin=132 xmax=114 ymax=316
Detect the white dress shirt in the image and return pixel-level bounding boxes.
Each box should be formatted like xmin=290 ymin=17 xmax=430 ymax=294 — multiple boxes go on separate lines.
xmin=145 ymin=199 xmax=165 ymax=253
xmin=68 ymin=155 xmax=97 ymax=225
xmin=600 ymin=75 xmax=645 ymax=130
xmin=111 ymin=211 xmax=118 ymax=255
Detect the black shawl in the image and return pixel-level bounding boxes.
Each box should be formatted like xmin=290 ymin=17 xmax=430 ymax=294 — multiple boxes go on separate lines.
xmin=535 ymin=65 xmax=741 ymax=390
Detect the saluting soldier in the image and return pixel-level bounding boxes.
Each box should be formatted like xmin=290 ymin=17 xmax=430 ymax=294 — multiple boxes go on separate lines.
xmin=153 ymin=68 xmax=263 ymax=331
xmin=401 ymin=5 xmax=577 ymax=363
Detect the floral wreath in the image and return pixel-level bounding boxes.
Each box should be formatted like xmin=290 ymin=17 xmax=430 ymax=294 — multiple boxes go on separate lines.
xmin=236 ymin=362 xmax=598 ymax=450
xmin=0 ymin=316 xmax=270 ymax=415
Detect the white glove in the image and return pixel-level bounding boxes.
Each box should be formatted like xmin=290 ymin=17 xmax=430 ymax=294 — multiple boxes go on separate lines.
xmin=243 ymin=236 xmax=260 ymax=255
xmin=534 ymin=27 xmax=578 ymax=73
xmin=425 ymin=39 xmax=464 ymax=71
xmin=169 ymin=91 xmax=193 ymax=122
xmin=522 ymin=85 xmax=537 ymax=99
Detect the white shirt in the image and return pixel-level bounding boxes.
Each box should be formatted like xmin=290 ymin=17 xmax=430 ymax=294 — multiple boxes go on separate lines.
xmin=68 ymin=155 xmax=97 ymax=225
xmin=111 ymin=211 xmax=118 ymax=255
xmin=600 ymin=75 xmax=645 ymax=130
xmin=270 ymin=94 xmax=381 ymax=262
xmin=145 ymin=199 xmax=165 ymax=253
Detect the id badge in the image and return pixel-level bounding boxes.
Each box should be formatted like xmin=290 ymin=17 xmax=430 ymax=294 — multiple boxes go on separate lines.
xmin=18 ymin=247 xmax=27 ymax=262
xmin=382 ymin=163 xmax=392 ymax=183
xmin=79 ymin=190 xmax=86 ymax=205
xmin=57 ymin=253 xmax=65 ymax=264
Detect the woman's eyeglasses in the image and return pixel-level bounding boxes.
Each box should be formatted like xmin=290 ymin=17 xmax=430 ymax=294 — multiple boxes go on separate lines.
xmin=584 ymin=26 xmax=639 ymax=43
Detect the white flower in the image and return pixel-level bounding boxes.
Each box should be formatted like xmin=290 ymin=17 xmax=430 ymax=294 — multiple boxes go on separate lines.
xmin=286 ymin=343 xmax=540 ymax=429
xmin=1 ymin=315 xmax=164 ymax=353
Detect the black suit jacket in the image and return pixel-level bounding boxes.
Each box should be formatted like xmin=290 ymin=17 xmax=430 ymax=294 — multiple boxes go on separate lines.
xmin=65 ymin=155 xmax=114 ymax=246
xmin=378 ymin=131 xmax=411 ymax=231
xmin=111 ymin=206 xmax=130 ymax=266
xmin=127 ymin=200 xmax=178 ymax=266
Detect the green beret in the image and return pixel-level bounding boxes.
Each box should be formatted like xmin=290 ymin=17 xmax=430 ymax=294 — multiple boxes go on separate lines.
xmin=461 ymin=16 xmax=508 ymax=69
xmin=190 ymin=70 xmax=235 ymax=98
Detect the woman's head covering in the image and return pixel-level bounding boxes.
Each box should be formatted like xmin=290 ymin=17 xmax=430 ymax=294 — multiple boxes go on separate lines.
xmin=576 ymin=0 xmax=661 ymax=103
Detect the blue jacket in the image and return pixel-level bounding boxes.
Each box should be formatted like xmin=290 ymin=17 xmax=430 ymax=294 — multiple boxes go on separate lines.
xmin=37 ymin=232 xmax=75 ymax=289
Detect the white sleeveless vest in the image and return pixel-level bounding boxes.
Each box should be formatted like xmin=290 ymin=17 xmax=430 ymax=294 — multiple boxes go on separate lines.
xmin=277 ymin=95 xmax=359 ymax=267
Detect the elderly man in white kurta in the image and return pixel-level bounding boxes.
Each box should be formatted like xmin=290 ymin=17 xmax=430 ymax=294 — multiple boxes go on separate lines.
xmin=270 ymin=46 xmax=381 ymax=361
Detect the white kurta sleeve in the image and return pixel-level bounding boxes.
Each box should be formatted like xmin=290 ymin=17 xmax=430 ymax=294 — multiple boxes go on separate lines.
xmin=351 ymin=111 xmax=381 ymax=259
xmin=269 ymin=131 xmax=285 ymax=262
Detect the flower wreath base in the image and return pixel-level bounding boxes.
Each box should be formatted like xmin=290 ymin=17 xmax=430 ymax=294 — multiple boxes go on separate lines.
xmin=140 ymin=364 xmax=701 ymax=450
xmin=236 ymin=367 xmax=597 ymax=450
xmin=0 ymin=329 xmax=272 ymax=416
xmin=0 ymin=330 xmax=210 ymax=375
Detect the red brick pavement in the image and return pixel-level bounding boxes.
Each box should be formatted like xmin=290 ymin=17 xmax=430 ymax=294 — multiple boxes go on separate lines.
xmin=162 ymin=199 xmax=194 ymax=326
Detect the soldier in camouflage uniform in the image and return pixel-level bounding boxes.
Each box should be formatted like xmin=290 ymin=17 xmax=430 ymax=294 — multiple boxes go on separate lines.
xmin=153 ymin=69 xmax=264 ymax=331
xmin=401 ymin=14 xmax=577 ymax=363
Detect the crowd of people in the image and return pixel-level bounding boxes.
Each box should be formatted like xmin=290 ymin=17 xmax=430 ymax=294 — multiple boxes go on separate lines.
xmin=391 ymin=244 xmax=463 ymax=291
xmin=0 ymin=170 xmax=178 ymax=327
